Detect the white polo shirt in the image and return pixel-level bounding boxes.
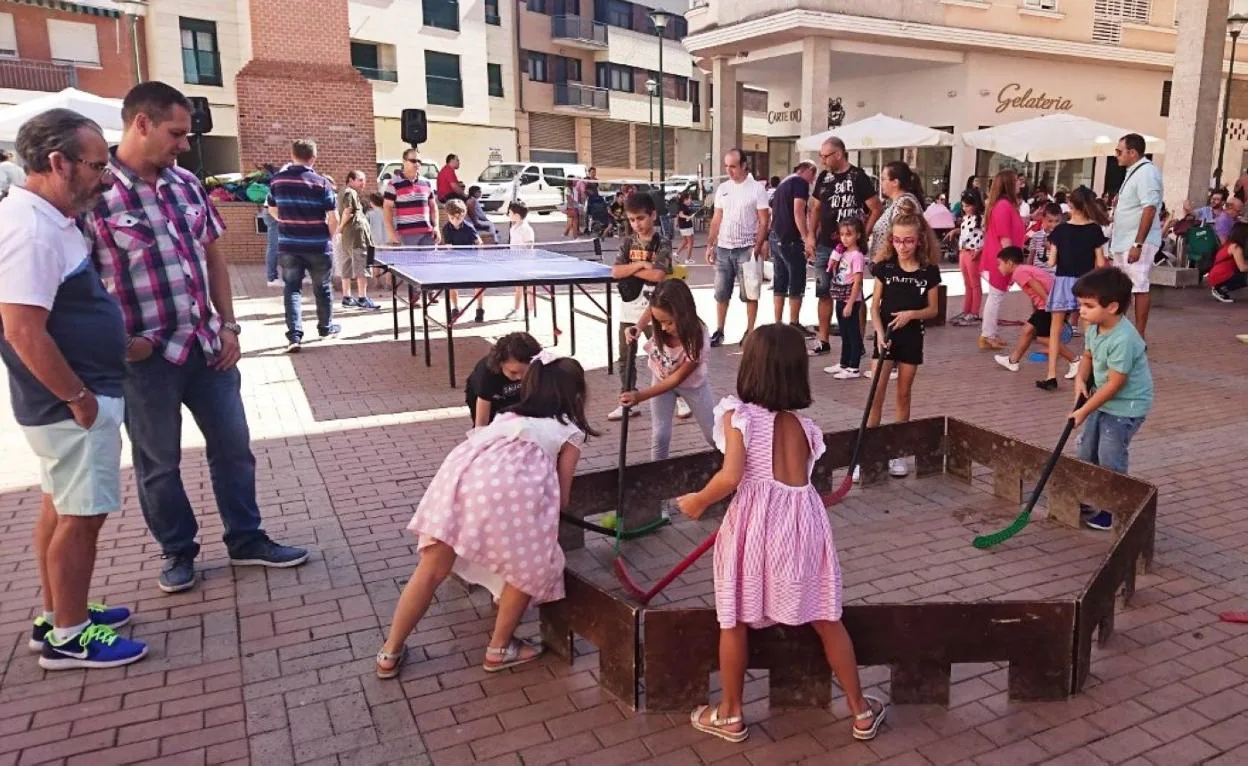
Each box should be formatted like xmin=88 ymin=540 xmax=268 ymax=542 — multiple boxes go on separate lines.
xmin=713 ymin=175 xmax=769 ymax=250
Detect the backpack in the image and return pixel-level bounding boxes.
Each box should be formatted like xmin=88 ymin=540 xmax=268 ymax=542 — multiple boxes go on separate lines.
xmin=1183 ymin=224 xmax=1219 ymax=271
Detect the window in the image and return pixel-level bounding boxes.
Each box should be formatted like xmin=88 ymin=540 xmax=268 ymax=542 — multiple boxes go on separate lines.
xmin=1160 ymin=80 xmax=1171 ymax=117
xmin=520 ymin=166 xmax=540 ymax=184
xmin=488 ymin=63 xmax=504 ymax=97
xmin=607 ymin=0 xmax=633 ymax=28
xmin=423 ymin=0 xmax=460 ymax=31
xmin=352 ymin=41 xmax=398 ymax=82
xmin=553 ymin=56 xmax=582 ymax=83
xmin=528 ymin=0 xmax=546 ymax=12
xmin=1023 ymin=0 xmax=1058 ymax=10
xmin=691 ymin=80 xmax=701 ymax=122
xmin=596 ymin=62 xmax=632 ymax=92
xmin=179 ymin=18 xmax=222 ymax=86
xmin=485 ymin=0 xmax=501 ymax=24
xmin=543 ymin=167 xmax=566 ymax=187
xmin=527 ymin=51 xmax=548 ymax=82
xmin=0 ymin=13 xmax=16 ymax=57
xmin=47 ymin=19 xmax=100 ymax=65
xmin=1092 ymin=0 xmax=1151 ymax=44
xmin=425 ymin=51 xmax=463 ymax=107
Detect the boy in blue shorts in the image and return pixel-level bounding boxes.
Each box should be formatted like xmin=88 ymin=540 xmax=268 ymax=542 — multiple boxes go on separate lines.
xmin=1069 ymin=267 xmax=1153 ymax=531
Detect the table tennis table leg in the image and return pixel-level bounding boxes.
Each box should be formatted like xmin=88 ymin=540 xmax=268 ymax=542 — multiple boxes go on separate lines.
xmin=422 ymin=289 xmax=432 ymax=367
xmin=391 ymin=273 xmax=398 ymax=340
xmin=606 ymin=281 xmax=614 ymax=376
xmin=408 ymin=284 xmax=416 ymax=357
xmin=523 ymin=288 xmax=531 ymax=333
xmin=445 ymin=291 xmax=457 ymax=388
xmin=549 ymin=285 xmax=560 ymax=346
xmin=568 ymin=285 xmax=576 ymax=356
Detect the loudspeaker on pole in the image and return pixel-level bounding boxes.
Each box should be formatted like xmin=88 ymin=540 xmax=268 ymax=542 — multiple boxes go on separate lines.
xmin=401 ymin=108 xmax=427 ymax=146
xmin=188 ymin=97 xmax=213 ymax=134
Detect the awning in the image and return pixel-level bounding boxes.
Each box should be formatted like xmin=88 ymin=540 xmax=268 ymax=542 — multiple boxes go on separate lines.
xmin=5 ymin=0 xmax=145 ymax=19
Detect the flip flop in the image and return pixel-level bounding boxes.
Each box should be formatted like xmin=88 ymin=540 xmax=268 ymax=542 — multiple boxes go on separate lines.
xmin=690 ymin=704 xmax=749 ymax=743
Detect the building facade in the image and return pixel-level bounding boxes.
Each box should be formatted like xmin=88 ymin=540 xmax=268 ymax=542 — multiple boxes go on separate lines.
xmin=684 ymin=0 xmax=1248 ymax=205
xmin=0 ymin=0 xmax=144 ymax=109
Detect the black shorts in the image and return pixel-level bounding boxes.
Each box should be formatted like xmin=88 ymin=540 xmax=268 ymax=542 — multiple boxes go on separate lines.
xmin=1027 ymin=309 xmax=1054 ymax=337
xmin=873 ymin=322 xmax=925 ymax=366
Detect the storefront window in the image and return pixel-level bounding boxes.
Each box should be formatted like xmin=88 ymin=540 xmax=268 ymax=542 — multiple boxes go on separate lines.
xmin=975 ymin=152 xmax=1095 ymax=195
xmin=858 ymin=146 xmax=951 ymax=202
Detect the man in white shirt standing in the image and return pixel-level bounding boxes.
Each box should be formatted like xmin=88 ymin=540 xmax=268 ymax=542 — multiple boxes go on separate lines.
xmin=704 ymin=149 xmax=770 ymax=346
xmin=1109 ymin=133 xmax=1164 ymax=340
xmin=0 ymin=149 xmax=26 ymax=198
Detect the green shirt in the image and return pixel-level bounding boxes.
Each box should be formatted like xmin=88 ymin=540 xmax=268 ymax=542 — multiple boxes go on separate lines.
xmin=1086 ymin=320 xmax=1153 ymax=418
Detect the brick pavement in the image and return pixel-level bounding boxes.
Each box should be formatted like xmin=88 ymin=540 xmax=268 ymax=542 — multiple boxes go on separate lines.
xmin=0 ymin=255 xmax=1245 ymax=766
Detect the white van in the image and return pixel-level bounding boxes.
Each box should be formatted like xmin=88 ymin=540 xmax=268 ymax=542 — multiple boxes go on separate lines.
xmin=476 ymin=162 xmax=589 ymax=213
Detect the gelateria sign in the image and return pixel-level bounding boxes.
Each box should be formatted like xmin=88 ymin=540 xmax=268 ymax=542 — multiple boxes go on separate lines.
xmin=995 ymin=83 xmax=1074 ymax=115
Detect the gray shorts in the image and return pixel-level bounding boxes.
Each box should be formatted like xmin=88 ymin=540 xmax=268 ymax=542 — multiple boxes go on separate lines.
xmin=20 ymin=395 xmax=124 ymax=516
xmin=713 ymin=246 xmax=755 ymax=303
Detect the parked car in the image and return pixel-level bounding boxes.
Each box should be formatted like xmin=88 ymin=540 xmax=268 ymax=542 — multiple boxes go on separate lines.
xmin=475 ymin=162 xmax=589 ymax=213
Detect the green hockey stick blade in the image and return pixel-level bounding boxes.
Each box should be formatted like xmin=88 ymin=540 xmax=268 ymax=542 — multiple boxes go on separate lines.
xmin=971 ymin=510 xmax=1032 ymax=549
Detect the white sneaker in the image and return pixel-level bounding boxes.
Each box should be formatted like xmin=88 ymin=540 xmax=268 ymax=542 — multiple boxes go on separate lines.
xmin=823 ymin=364 xmax=845 ymax=375
xmin=833 ymin=368 xmax=861 ymax=379
xmin=266 ymin=279 xmax=283 ymax=288
xmin=607 ymin=405 xmax=640 ymax=421
xmin=675 ymin=398 xmax=692 ymax=419
xmin=888 ymin=458 xmax=909 ymax=478
xmin=864 ymin=368 xmax=899 ymax=381
xmin=1065 ymin=361 xmax=1080 ymax=380
xmin=852 ymin=465 xmax=861 ymax=483
xmin=994 ymin=354 xmax=1020 ymax=373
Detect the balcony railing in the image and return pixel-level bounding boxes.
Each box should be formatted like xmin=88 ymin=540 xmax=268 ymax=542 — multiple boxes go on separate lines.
xmin=555 ymin=81 xmax=609 ymax=110
xmin=551 ymin=15 xmax=609 ymax=46
xmin=0 ymin=56 xmax=78 ymax=93
xmin=354 ymin=65 xmax=399 ymax=82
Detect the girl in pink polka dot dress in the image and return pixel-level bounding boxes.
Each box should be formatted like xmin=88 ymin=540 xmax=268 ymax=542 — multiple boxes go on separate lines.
xmin=375 ymin=353 xmax=597 ymax=679
xmin=675 ymin=324 xmax=887 ymax=744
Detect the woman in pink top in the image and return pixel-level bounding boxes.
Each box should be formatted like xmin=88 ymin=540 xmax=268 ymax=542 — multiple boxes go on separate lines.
xmin=978 ymin=169 xmax=1026 ymax=350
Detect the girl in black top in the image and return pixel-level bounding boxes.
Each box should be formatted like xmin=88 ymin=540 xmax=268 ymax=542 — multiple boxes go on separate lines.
xmin=465 ymin=332 xmax=543 ymax=427
xmin=867 ymin=212 xmax=943 ymax=478
xmin=675 ymin=192 xmax=695 ymax=264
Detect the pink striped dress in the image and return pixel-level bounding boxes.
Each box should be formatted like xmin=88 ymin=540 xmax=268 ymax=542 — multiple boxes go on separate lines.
xmin=711 ymin=396 xmax=844 ymax=629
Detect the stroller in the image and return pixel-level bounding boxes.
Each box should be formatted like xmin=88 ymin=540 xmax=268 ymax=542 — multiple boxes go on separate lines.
xmin=586 ymin=192 xmax=612 ymax=238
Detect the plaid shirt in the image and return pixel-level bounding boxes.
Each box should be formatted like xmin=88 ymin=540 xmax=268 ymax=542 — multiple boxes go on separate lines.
xmin=80 ymin=154 xmax=226 ymax=366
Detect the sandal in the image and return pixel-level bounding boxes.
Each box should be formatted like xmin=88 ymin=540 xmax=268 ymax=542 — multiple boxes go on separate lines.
xmin=690 ymin=704 xmax=749 ymax=743
xmin=375 ymin=644 xmax=408 ymax=680
xmin=852 ymin=695 xmax=888 ymax=741
xmin=482 ymin=638 xmax=544 ymax=673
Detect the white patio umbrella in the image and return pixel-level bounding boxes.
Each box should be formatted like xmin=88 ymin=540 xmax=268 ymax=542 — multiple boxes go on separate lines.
xmin=959 ymin=114 xmax=1165 ymax=162
xmin=797 ymin=113 xmax=956 ymax=152
xmin=0 ymin=88 xmax=124 ymax=143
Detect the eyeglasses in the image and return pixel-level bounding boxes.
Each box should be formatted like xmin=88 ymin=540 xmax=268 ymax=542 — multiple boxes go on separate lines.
xmin=67 ymin=155 xmax=110 ymax=173
xmin=891 ymin=236 xmax=918 ymax=246
xmin=819 ymin=152 xmax=837 ymax=159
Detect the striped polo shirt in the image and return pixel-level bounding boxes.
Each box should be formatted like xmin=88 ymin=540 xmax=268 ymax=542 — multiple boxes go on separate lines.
xmin=266 ymin=164 xmax=336 ymax=256
xmin=384 ymin=175 xmax=435 ymax=235
xmin=713 ymin=174 xmax=770 ymax=250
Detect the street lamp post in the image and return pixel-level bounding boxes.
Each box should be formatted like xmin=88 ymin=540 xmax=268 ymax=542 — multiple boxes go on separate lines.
xmin=648 ymin=10 xmax=674 ymax=192
xmin=1215 ymin=14 xmax=1248 ymax=190
xmin=646 ymin=79 xmax=657 ymax=182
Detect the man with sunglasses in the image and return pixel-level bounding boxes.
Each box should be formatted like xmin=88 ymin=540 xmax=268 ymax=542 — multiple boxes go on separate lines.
xmin=384 ymin=148 xmax=440 ymax=247
xmin=808 ymin=137 xmax=882 ymax=356
xmin=0 ymin=109 xmax=148 ymax=668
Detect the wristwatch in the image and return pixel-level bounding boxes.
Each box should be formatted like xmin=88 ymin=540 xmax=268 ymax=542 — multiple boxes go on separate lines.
xmin=222 ymin=321 xmax=242 ymax=336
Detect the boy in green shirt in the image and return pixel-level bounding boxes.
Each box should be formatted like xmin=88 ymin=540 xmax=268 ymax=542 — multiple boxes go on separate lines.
xmin=1070 ymin=267 xmax=1154 ymax=531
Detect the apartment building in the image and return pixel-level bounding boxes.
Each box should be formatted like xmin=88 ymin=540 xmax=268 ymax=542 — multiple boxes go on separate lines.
xmin=0 ymin=0 xmax=144 ymax=109
xmin=685 ymin=0 xmax=1248 ymax=200
xmin=516 ymin=0 xmax=711 ymax=179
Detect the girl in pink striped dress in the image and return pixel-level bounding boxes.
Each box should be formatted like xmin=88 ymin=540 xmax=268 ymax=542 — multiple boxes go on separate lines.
xmin=676 ymin=323 xmax=887 ymax=744
xmin=375 ymin=353 xmax=597 ymax=679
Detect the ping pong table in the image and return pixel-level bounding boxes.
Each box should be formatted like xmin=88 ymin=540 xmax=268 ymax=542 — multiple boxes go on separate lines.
xmin=370 ymin=242 xmax=617 ymax=388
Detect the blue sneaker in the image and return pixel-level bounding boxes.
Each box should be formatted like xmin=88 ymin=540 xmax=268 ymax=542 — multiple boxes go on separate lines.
xmin=229 ymin=537 xmax=309 ymax=569
xmin=356 ymin=297 xmax=381 ymax=311
xmin=1084 ymin=511 xmax=1113 ymax=531
xmin=29 ymin=603 xmax=132 ymax=651
xmin=159 ymin=552 xmax=196 ymax=594
xmin=342 ymin=296 xmax=358 ymax=309
xmin=39 ymin=624 xmax=148 ymax=670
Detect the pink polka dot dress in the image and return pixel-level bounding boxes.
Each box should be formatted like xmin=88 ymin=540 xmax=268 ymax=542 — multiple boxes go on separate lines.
xmin=711 ymin=397 xmax=844 ymax=630
xmin=408 ymin=413 xmax=584 ymax=605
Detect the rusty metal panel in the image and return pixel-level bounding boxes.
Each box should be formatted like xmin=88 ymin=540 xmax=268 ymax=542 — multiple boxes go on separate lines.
xmin=539 ymin=570 xmax=640 ymax=709
xmin=855 ymin=417 xmax=946 ymax=486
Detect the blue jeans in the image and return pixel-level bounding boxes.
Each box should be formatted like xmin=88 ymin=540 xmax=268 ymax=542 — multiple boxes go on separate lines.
xmin=648 ymin=378 xmax=717 ymax=461
xmin=1076 ymin=410 xmax=1145 ymax=475
xmin=813 ymin=244 xmax=834 ymax=299
xmin=280 ymin=251 xmax=334 ymax=342
xmin=262 ymin=209 xmax=280 ymax=281
xmin=836 ymin=299 xmax=864 ymax=369
xmin=770 ymin=234 xmax=807 ymax=298
xmin=713 ymin=246 xmax=755 ymax=303
xmin=123 ymin=346 xmax=265 ymax=558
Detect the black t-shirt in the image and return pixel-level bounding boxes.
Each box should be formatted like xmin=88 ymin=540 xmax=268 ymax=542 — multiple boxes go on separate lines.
xmin=770 ymin=174 xmax=811 ymax=243
xmin=876 ymin=261 xmax=942 ymax=323
xmin=1048 ymin=222 xmax=1107 ymax=278
xmin=465 ymin=357 xmax=522 ymax=421
xmin=442 ymin=221 xmax=479 ymax=247
xmin=812 ymin=165 xmax=876 ymax=247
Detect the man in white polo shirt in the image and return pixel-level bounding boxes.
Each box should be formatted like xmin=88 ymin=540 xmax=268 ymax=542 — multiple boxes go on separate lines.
xmin=1108 ymin=133 xmax=1164 ymax=339
xmin=0 ymin=109 xmax=147 ymax=670
xmin=704 ymin=148 xmax=770 ymax=346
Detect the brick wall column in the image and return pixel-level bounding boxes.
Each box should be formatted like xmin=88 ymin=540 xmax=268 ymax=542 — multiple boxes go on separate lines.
xmin=235 ymin=0 xmax=376 ymax=188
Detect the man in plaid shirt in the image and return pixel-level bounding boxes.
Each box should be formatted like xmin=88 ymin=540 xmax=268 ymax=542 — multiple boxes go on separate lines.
xmin=80 ymin=82 xmax=308 ymax=594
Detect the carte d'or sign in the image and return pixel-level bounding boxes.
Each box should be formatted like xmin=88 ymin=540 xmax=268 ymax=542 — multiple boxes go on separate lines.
xmin=768 ymin=101 xmax=802 ymax=124
xmin=996 ymin=83 xmax=1074 ymax=114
